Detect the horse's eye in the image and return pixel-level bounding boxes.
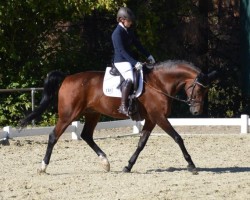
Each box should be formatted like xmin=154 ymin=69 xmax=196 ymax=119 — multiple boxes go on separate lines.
xmin=196 ymin=90 xmax=201 ymax=95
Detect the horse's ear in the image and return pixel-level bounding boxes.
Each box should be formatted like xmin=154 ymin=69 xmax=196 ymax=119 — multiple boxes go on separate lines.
xmin=207 ymin=70 xmax=219 ymax=83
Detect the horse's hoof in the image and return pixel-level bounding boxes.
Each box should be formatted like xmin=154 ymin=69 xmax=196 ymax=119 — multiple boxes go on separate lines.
xmin=37 ymin=161 xmax=48 ymax=174
xmin=191 ymin=168 xmax=199 ymax=175
xmin=99 ymin=155 xmax=110 ymax=172
xmin=187 ymin=164 xmax=199 ymax=175
xmin=122 ymin=166 xmax=131 ymax=173
xmin=37 ymin=168 xmax=47 ymax=175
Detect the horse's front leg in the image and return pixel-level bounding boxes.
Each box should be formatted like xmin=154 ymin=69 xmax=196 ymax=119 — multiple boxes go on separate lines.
xmin=123 ymin=119 xmax=156 ymax=172
xmin=157 ymin=117 xmax=198 ymax=174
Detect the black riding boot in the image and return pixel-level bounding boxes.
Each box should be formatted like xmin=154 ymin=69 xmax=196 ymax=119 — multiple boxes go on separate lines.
xmin=118 ymin=79 xmax=132 ymax=116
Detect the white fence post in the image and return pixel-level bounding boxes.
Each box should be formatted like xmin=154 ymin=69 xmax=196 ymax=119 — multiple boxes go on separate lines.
xmin=71 ymin=121 xmax=81 ymax=140
xmin=0 ymin=126 xmax=10 ymax=142
xmin=133 ymin=120 xmax=145 ymax=134
xmin=240 ymin=114 xmax=249 ymax=134
xmin=133 ymin=121 xmax=141 ymax=134
xmin=3 ymin=126 xmax=11 ymax=138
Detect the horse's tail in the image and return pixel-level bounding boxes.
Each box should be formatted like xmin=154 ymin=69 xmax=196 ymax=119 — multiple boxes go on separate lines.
xmin=19 ymin=70 xmax=66 ymax=128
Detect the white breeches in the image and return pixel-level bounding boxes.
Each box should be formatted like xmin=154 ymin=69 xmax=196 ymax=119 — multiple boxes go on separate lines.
xmin=114 ymin=62 xmax=134 ymax=83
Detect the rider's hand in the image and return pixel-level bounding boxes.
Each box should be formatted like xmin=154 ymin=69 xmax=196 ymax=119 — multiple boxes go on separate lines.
xmin=147 ymin=55 xmax=156 ymax=64
xmin=135 ymin=62 xmax=143 ymax=70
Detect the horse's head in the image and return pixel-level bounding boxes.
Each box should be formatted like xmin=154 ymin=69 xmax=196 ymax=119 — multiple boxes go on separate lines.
xmin=185 ymin=71 xmax=217 ymax=115
xmin=146 ymin=61 xmax=218 ymax=116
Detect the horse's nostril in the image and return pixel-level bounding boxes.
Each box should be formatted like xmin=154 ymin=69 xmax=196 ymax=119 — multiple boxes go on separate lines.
xmin=192 ymin=111 xmax=199 ymax=115
xmin=194 ymin=112 xmax=198 ymax=115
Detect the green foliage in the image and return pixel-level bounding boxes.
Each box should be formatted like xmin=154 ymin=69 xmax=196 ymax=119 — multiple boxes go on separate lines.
xmin=0 ymin=0 xmax=124 ymax=127
xmin=0 ymin=0 xmax=243 ymax=127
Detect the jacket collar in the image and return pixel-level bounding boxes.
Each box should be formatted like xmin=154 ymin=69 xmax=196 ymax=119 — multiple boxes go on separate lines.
xmin=118 ymin=22 xmax=127 ymax=32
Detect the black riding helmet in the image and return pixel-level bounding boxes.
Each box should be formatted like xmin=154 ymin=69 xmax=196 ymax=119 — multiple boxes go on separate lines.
xmin=116 ymin=7 xmax=135 ymax=22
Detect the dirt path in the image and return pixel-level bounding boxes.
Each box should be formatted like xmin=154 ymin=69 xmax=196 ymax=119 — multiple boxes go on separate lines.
xmin=0 ymin=126 xmax=249 ymax=200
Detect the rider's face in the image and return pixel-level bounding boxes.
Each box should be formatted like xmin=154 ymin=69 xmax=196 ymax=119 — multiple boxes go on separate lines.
xmin=123 ymin=19 xmax=132 ymax=28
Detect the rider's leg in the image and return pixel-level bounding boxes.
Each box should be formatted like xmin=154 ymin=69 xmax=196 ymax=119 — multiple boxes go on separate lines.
xmin=114 ymin=62 xmax=134 ymax=116
xmin=119 ymin=79 xmax=132 ymax=115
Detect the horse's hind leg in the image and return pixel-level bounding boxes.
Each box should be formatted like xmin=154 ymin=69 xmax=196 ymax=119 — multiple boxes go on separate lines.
xmin=80 ymin=113 xmax=110 ymax=172
xmin=38 ymin=118 xmax=72 ymax=174
xmin=123 ymin=119 xmax=156 ymax=172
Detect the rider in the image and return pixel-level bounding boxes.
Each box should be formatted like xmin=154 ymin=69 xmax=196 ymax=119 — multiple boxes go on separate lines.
xmin=112 ymin=7 xmax=156 ymax=116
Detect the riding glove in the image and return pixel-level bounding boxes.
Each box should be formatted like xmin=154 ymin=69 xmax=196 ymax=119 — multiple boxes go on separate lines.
xmin=147 ymin=55 xmax=156 ymax=64
xmin=135 ymin=62 xmax=143 ymax=70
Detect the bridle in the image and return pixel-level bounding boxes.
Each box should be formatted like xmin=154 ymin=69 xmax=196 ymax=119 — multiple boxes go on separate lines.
xmin=144 ymin=74 xmax=208 ymax=106
xmin=185 ymin=77 xmax=208 ymax=106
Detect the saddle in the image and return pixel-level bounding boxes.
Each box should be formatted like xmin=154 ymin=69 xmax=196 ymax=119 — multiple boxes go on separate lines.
xmin=107 ymin=64 xmax=143 ymax=121
xmin=109 ymin=63 xmax=140 ymax=92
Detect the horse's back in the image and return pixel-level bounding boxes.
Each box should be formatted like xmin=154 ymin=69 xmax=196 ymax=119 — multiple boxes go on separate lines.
xmin=62 ymin=71 xmax=104 ymax=88
xmin=58 ymin=71 xmax=105 ymax=105
xmin=66 ymin=71 xmax=104 ymax=81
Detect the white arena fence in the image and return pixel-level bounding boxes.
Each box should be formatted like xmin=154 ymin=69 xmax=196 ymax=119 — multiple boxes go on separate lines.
xmin=0 ymin=115 xmax=249 ymax=142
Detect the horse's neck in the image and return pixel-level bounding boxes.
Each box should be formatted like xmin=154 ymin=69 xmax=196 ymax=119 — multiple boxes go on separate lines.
xmin=148 ymin=68 xmax=196 ymax=95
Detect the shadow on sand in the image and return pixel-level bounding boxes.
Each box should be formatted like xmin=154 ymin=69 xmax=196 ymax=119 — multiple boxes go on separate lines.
xmin=146 ymin=167 xmax=250 ymax=174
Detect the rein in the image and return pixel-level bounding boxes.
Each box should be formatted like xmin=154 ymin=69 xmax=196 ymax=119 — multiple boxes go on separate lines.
xmin=143 ymin=76 xmax=208 ymax=106
xmin=144 ymin=80 xmax=190 ymax=104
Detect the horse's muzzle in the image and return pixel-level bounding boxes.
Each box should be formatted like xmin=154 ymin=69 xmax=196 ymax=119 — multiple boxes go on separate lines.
xmin=190 ymin=106 xmax=202 ymax=116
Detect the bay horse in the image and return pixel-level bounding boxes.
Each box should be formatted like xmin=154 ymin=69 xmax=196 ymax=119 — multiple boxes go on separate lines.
xmin=20 ymin=60 xmax=217 ymax=174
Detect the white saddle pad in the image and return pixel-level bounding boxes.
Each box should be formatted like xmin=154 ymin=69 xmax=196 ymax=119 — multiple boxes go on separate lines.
xmin=103 ymin=67 xmax=143 ymax=98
